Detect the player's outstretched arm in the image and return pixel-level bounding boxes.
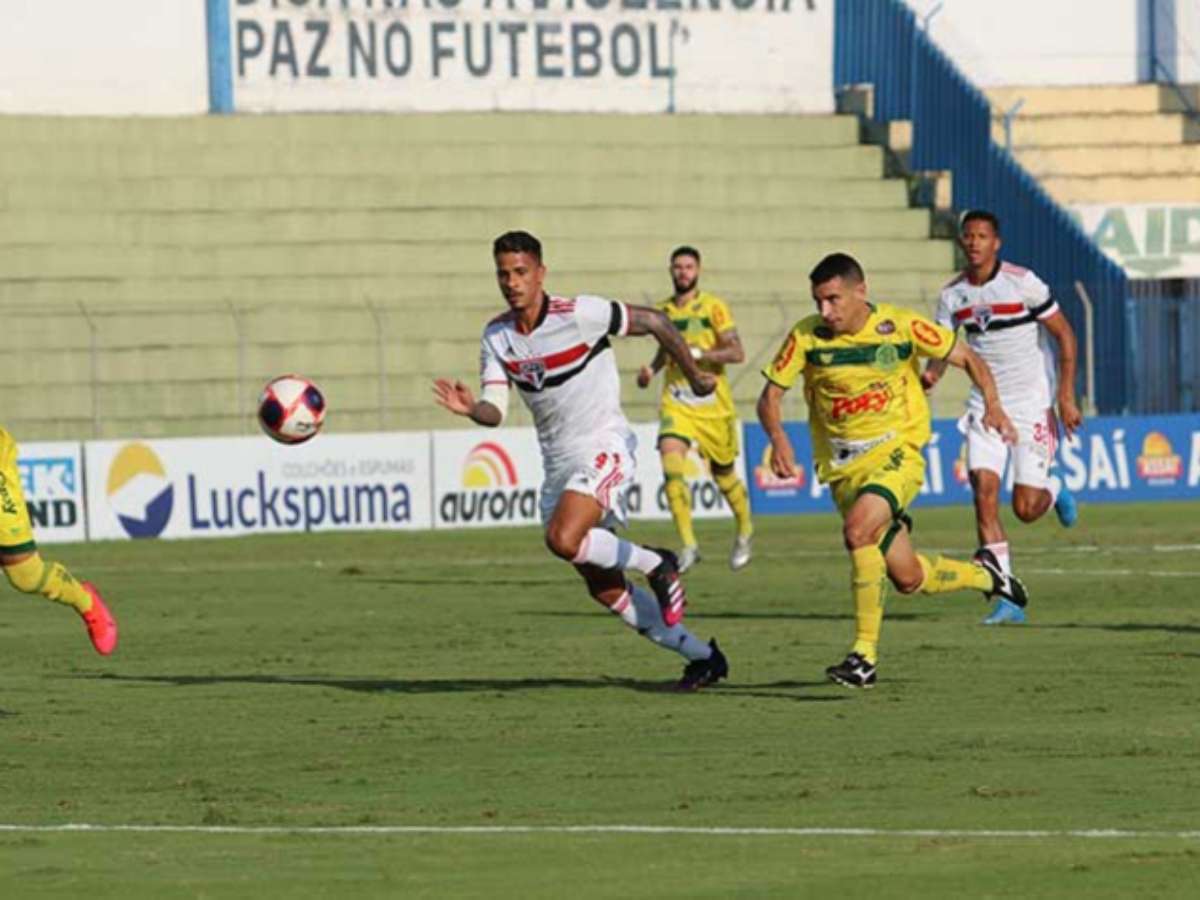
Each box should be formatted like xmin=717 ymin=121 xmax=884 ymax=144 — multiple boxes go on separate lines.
xmin=1041 ymin=311 xmax=1083 ymax=435
xmin=756 ymin=381 xmax=799 ymax=478
xmin=944 ymin=342 xmax=1017 ymax=444
xmin=920 ymin=357 xmax=950 ymax=392
xmin=432 ymin=378 xmax=503 ymax=427
xmin=626 ymin=305 xmax=716 ymax=396
xmin=637 ymin=346 xmax=668 ymax=389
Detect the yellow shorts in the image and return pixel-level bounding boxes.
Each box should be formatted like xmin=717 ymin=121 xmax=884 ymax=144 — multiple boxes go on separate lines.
xmin=658 ymin=409 xmax=739 ymax=468
xmin=830 ymin=441 xmax=926 ymax=520
xmin=0 ymin=427 xmax=36 ymax=555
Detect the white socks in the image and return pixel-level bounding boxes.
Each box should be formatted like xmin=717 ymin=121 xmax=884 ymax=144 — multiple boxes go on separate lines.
xmin=606 ymin=584 xmax=711 ymax=661
xmin=983 ymin=541 xmax=1011 ymax=575
xmin=1046 ymin=474 xmax=1062 ymax=505
xmin=573 ymin=529 xmax=663 ymax=574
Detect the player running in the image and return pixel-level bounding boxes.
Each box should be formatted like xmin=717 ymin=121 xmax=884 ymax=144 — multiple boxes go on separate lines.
xmin=433 ymin=231 xmax=729 ymax=691
xmin=1 ymin=426 xmax=117 ymax=655
xmin=636 ymin=246 xmax=753 ymax=573
xmin=757 ymin=253 xmax=1027 ymax=689
xmin=921 ymin=210 xmax=1081 ymax=625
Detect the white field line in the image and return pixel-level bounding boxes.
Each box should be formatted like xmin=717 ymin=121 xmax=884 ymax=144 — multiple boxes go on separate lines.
xmin=1025 ymin=568 xmax=1200 ymax=578
xmin=77 ymin=542 xmax=1200 ymax=576
xmin=0 ymin=823 xmax=1197 ymax=840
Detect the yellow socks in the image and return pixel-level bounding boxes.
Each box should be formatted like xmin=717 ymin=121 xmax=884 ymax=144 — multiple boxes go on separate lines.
xmin=662 ymin=453 xmax=697 ymax=548
xmin=850 ymin=545 xmax=887 ymax=664
xmin=713 ymin=469 xmax=753 ymax=538
xmin=915 ymin=554 xmax=992 ymax=594
xmin=3 ymin=554 xmax=93 ymax=613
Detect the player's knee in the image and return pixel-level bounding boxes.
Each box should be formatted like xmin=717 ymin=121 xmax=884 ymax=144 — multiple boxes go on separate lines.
xmin=842 ymin=520 xmax=876 ymax=550
xmin=544 ymin=526 xmax=581 ymax=562
xmin=1012 ymin=498 xmax=1042 ymax=523
xmin=889 ymin=571 xmax=922 ymax=595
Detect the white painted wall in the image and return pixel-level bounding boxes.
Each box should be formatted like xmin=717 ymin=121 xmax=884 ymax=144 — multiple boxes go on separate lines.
xmin=0 ymin=0 xmax=208 ymax=115
xmin=904 ymin=0 xmax=1140 ymax=86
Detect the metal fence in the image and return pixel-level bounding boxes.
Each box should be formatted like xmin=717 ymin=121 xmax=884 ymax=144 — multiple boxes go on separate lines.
xmin=834 ymin=0 xmax=1131 ymax=414
xmin=1127 ymin=279 xmax=1200 ymax=413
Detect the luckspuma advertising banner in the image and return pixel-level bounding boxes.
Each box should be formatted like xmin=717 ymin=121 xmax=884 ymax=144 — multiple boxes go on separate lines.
xmin=223 ymin=1 xmax=834 ymax=114
xmin=85 ymin=433 xmax=432 ymax=540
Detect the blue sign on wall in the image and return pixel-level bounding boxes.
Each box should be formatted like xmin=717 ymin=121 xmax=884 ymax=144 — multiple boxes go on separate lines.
xmin=744 ymin=414 xmax=1200 ymax=516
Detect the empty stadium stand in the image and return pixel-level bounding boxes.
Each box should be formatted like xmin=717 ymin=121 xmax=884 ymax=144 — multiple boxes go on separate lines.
xmin=0 ymin=113 xmax=964 ymax=439
xmin=990 ymin=83 xmax=1200 ymax=204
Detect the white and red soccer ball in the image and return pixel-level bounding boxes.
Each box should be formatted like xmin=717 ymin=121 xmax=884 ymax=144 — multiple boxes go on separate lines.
xmin=257 ymin=375 xmax=326 ymax=444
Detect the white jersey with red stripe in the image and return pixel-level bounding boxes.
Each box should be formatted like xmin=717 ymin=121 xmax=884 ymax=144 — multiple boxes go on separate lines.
xmin=936 ymin=261 xmax=1059 ymax=416
xmin=479 ymin=293 xmax=633 ymax=472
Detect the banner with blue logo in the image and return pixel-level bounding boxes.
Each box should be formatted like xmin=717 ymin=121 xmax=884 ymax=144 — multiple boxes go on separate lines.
xmin=84 ymin=433 xmax=432 ymax=541
xmin=744 ymin=413 xmax=1200 ymax=516
xmin=16 ymin=442 xmax=87 ymax=544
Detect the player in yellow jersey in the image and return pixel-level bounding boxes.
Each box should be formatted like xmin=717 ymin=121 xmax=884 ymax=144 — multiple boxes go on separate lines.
xmin=1 ymin=426 xmax=117 ymax=655
xmin=637 ymin=246 xmax=753 ymax=573
xmin=757 ymin=253 xmax=1026 ymax=688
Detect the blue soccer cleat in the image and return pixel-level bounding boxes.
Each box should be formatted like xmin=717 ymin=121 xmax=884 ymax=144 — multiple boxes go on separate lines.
xmin=983 ymin=597 xmax=1027 ymax=625
xmin=1054 ymin=486 xmax=1078 ymax=528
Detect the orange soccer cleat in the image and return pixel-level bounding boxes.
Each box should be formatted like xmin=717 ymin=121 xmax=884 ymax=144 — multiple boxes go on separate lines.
xmin=79 ymin=582 xmax=118 ymax=656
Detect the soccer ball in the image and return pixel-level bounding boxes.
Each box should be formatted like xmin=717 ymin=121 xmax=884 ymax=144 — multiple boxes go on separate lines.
xmin=257 ymin=375 xmax=326 ymax=444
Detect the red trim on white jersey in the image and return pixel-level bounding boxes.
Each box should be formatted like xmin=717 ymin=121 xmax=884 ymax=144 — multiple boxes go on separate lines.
xmin=952 ymin=302 xmax=1025 ymax=323
xmin=501 ymin=341 xmax=590 ymax=376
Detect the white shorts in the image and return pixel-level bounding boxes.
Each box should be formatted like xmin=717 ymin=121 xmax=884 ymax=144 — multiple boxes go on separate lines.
xmin=539 ymin=432 xmax=637 ymax=530
xmin=959 ymin=407 xmax=1057 ymax=489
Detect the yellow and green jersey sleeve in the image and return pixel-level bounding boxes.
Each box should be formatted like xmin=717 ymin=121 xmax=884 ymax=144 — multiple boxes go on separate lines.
xmin=761 ymin=303 xmax=953 ymax=482
xmin=659 ymin=291 xmax=737 ymax=420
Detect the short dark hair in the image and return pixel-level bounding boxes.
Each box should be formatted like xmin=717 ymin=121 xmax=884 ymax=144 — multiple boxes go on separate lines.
xmin=809 ymin=252 xmax=865 ymax=285
xmin=670 ymin=245 xmax=701 ymax=264
xmin=960 ymin=209 xmax=1001 ymax=235
xmin=493 ymin=230 xmax=542 ymax=261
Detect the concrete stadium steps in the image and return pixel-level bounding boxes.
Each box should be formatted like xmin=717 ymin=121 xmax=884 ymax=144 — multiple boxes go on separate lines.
xmin=0 ymin=238 xmax=953 ymax=280
xmin=0 ymin=270 xmax=952 ymax=308
xmin=992 ymin=112 xmax=1200 ymax=149
xmin=1014 ymin=143 xmax=1200 ymax=178
xmin=0 ymin=174 xmax=908 ymax=212
xmin=985 ymin=82 xmax=1200 ymax=206
xmin=0 ymin=113 xmax=862 ymax=148
xmin=0 ymin=111 xmax=961 ymax=438
xmin=988 ymin=83 xmax=1200 ymax=117
xmin=1035 ymin=175 xmax=1200 ymax=204
xmin=3 ymin=207 xmax=932 ymax=245
xmin=0 ymin=143 xmax=887 ymax=180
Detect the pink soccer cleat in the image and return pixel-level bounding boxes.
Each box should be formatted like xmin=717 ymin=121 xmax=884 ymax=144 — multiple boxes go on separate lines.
xmin=79 ymin=582 xmax=118 ymax=656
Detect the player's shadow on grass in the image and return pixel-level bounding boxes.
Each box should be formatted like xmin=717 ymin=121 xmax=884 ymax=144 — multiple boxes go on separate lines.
xmin=356 ymin=576 xmax=563 ymax=588
xmin=75 ymin=673 xmax=845 ymax=703
xmin=1035 ymin=623 xmax=1200 ymax=635
xmin=522 ymin=611 xmax=927 ymax=622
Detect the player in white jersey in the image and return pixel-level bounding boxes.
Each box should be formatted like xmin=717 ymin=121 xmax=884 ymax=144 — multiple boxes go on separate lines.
xmin=433 ymin=231 xmax=729 ymax=690
xmin=922 ymin=210 xmax=1082 ymax=625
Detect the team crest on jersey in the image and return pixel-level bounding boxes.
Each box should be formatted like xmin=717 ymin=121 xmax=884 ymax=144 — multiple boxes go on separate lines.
xmin=875 ymin=319 xmax=896 ymax=335
xmin=971 ymin=306 xmax=994 ymax=331
xmin=874 ymin=343 xmax=899 ymax=371
xmin=518 ymin=359 xmax=547 ymax=388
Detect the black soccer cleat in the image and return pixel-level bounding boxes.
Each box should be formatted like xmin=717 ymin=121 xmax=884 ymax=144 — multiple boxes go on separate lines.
xmin=647 ymin=548 xmax=688 ymax=627
xmin=676 ymin=639 xmax=728 ymax=691
xmin=974 ymin=548 xmax=1029 ymax=608
xmin=826 ymin=652 xmax=877 ymax=689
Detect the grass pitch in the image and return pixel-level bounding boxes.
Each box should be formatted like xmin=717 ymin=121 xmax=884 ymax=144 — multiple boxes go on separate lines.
xmin=1 ymin=501 xmax=1198 ymax=898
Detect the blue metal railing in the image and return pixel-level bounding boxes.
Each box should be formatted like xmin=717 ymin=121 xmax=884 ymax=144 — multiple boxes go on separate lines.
xmin=835 ymin=0 xmax=1130 ymax=414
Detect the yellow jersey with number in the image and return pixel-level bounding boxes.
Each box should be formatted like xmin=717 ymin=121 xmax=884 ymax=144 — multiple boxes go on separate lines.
xmin=658 ymin=291 xmax=736 ymax=420
xmin=762 ymin=303 xmax=956 ymax=482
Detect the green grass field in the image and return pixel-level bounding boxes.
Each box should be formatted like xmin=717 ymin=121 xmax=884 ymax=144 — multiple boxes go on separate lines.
xmin=2 ymin=501 xmax=1198 ymax=898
